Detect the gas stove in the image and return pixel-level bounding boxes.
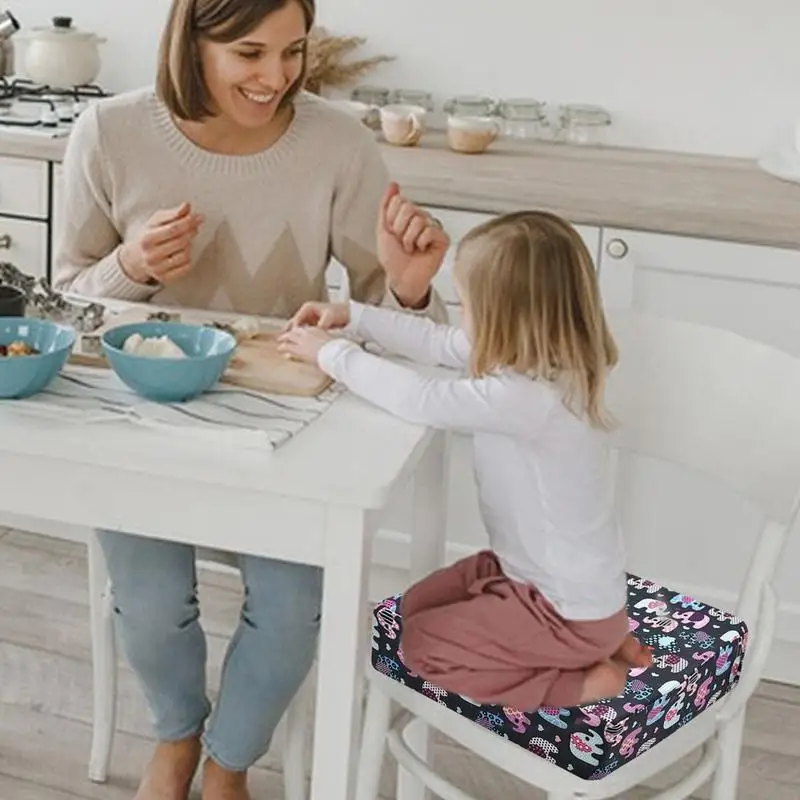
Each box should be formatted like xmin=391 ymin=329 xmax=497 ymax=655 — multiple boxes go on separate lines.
xmin=0 ymin=76 xmax=111 ymax=138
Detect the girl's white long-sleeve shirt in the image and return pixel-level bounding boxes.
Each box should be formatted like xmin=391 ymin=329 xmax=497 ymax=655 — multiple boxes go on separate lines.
xmin=317 ymin=302 xmax=628 ymax=621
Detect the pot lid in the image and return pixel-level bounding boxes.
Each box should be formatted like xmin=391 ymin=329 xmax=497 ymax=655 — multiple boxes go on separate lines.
xmin=27 ymin=16 xmax=101 ymax=42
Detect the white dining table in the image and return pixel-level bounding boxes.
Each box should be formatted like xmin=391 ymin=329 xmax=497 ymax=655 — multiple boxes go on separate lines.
xmin=0 ymin=378 xmax=448 ymax=799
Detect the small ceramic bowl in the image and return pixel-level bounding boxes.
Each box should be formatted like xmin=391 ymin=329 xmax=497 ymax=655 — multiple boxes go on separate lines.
xmin=101 ymin=321 xmax=236 ymax=403
xmin=0 ymin=317 xmax=76 ymax=398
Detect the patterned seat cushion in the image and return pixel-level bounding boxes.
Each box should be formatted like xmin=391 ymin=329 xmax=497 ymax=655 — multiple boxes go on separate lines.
xmin=371 ymin=574 xmax=748 ymax=780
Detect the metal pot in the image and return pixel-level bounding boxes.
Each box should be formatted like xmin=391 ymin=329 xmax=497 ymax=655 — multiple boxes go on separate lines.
xmin=0 ymin=10 xmax=20 ymax=77
xmin=18 ymin=16 xmax=105 ymax=89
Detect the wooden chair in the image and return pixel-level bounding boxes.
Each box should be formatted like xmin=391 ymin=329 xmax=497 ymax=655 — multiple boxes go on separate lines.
xmin=354 ymin=309 xmax=800 ymax=800
xmin=86 ymin=537 xmax=311 ymax=800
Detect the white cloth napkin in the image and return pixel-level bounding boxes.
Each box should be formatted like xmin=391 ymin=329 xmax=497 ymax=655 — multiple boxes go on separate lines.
xmin=1 ymin=365 xmax=342 ymax=450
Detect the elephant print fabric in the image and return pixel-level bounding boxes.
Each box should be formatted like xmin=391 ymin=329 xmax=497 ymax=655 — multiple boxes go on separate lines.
xmin=371 ymin=574 xmax=748 ymax=780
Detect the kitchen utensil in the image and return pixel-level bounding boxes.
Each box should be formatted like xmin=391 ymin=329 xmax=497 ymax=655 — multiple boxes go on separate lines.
xmin=0 ymin=284 xmax=25 ymax=316
xmin=100 ymin=321 xmax=236 ymax=403
xmin=71 ymin=307 xmax=333 ymax=397
xmin=0 ymin=9 xmax=18 ymax=39
xmin=0 ymin=262 xmax=105 ymax=331
xmin=18 ymin=16 xmax=106 ymax=89
xmin=380 ymin=104 xmax=426 ymax=147
xmin=0 ymin=316 xmax=75 ymax=398
xmin=0 ymin=10 xmax=19 ymax=77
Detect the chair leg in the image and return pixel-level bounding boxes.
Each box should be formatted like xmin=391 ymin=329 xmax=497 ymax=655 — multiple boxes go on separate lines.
xmin=87 ymin=533 xmax=118 ymax=784
xmin=709 ymin=709 xmax=746 ymax=800
xmin=354 ymin=679 xmax=392 ymax=800
xmin=283 ymin=675 xmax=312 ymax=800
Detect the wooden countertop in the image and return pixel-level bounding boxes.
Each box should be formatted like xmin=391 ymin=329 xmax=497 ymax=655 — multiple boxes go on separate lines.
xmin=1 ymin=128 xmax=797 ymax=249
xmin=379 ymin=133 xmax=800 ymax=250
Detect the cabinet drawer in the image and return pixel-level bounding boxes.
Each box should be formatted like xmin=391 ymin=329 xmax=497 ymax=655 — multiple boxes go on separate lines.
xmin=0 ymin=216 xmax=48 ymax=279
xmin=0 ymin=157 xmax=49 ymax=219
xmin=600 ymin=228 xmax=800 ymax=289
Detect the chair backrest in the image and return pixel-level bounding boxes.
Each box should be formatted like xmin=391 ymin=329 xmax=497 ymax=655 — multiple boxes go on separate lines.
xmin=605 ymin=310 xmax=800 ymax=525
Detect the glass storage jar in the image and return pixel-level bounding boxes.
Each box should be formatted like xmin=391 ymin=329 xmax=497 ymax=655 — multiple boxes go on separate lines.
xmin=389 ymin=88 xmax=434 ymax=111
xmin=443 ymin=95 xmax=496 ymax=118
xmin=558 ymin=104 xmax=611 ymax=146
xmin=351 ymin=85 xmax=390 ymax=106
xmin=496 ymin=97 xmax=546 ymax=139
xmin=349 ymin=85 xmax=389 ymax=130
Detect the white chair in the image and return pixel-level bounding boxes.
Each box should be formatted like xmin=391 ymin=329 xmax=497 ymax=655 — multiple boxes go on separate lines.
xmin=354 ymin=310 xmax=800 ymax=800
xmin=86 ymin=534 xmax=311 ymax=800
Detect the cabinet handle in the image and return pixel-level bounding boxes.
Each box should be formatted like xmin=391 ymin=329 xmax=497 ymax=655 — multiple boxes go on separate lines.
xmin=605 ymin=238 xmax=629 ymax=259
xmin=0 ymin=234 xmax=11 ymax=249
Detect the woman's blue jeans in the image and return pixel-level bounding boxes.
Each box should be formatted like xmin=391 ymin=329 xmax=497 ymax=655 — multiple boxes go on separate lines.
xmin=97 ymin=529 xmax=323 ymax=771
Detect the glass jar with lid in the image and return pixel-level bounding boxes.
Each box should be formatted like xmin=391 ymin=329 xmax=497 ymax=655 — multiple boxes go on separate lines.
xmin=496 ymin=97 xmax=546 ymax=139
xmin=349 ymin=85 xmax=389 ymax=130
xmin=351 ymin=85 xmax=390 ymax=107
xmin=443 ymin=95 xmax=496 ymax=118
xmin=389 ymin=88 xmax=434 ymax=111
xmin=558 ymin=104 xmax=611 ymax=146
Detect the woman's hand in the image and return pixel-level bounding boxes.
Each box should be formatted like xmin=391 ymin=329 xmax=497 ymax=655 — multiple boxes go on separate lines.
xmin=282 ymin=301 xmax=350 ymax=331
xmin=378 ymin=182 xmax=449 ymax=308
xmin=277 ymin=326 xmax=334 ymax=364
xmin=119 ymin=202 xmax=204 ymax=284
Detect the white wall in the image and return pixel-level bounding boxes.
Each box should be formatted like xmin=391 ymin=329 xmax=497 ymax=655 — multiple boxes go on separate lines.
xmin=15 ymin=0 xmax=799 ymax=157
xmin=316 ymin=0 xmax=799 ymax=158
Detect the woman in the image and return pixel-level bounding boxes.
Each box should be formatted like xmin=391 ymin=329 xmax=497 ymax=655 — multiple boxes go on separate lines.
xmin=54 ymin=0 xmax=448 ymax=798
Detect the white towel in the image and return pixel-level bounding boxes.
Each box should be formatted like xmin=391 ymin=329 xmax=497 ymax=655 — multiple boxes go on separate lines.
xmin=1 ymin=365 xmax=341 ymax=450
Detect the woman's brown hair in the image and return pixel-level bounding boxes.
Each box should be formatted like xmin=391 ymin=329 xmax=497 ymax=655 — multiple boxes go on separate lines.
xmin=454 ymin=210 xmax=618 ymax=429
xmin=156 ymin=0 xmax=315 ymax=121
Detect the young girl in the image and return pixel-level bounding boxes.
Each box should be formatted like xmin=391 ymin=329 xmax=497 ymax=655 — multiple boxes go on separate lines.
xmin=278 ymin=210 xmax=651 ymax=710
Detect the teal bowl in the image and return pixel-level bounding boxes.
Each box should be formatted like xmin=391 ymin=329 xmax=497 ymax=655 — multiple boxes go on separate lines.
xmin=101 ymin=321 xmax=237 ymax=403
xmin=0 ymin=317 xmax=76 ymax=398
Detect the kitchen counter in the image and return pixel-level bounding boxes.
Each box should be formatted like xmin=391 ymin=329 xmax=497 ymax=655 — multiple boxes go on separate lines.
xmin=2 ymin=128 xmax=798 ymax=249
xmin=379 ymin=133 xmax=800 ymax=250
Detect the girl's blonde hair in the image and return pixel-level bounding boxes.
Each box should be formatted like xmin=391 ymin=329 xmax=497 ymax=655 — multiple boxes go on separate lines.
xmin=454 ymin=210 xmax=618 ymax=429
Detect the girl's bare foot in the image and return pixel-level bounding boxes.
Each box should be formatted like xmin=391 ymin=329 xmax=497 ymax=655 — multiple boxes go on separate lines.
xmin=202 ymin=757 xmax=251 ymax=800
xmin=134 ymin=737 xmax=202 ymax=800
xmin=579 ymin=660 xmax=628 ymax=703
xmin=613 ymin=634 xmax=653 ymax=669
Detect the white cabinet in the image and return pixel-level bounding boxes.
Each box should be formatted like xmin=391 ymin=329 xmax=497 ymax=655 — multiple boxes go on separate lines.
xmin=50 ymin=163 xmax=64 ymax=280
xmin=0 ymin=156 xmax=50 ymax=280
xmin=598 ymin=228 xmax=800 ymax=351
xmin=0 ymin=156 xmax=48 ymax=219
xmin=0 ymin=215 xmax=48 ymax=280
xmin=597 ymin=228 xmax=800 ymax=682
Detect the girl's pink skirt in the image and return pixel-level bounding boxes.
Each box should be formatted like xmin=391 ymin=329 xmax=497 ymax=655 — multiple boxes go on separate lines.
xmin=401 ymin=550 xmax=628 ymax=709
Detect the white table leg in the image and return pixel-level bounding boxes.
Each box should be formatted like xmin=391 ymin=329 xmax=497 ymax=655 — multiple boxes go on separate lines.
xmin=398 ymin=431 xmax=449 ymax=800
xmin=310 ymin=505 xmax=374 ymax=800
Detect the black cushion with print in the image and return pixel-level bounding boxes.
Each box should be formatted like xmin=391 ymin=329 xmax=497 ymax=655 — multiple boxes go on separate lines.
xmin=370 ymin=574 xmax=748 ymax=780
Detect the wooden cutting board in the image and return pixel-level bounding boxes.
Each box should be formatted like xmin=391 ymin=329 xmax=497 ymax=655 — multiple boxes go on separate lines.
xmin=69 ymin=307 xmax=333 ymax=397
